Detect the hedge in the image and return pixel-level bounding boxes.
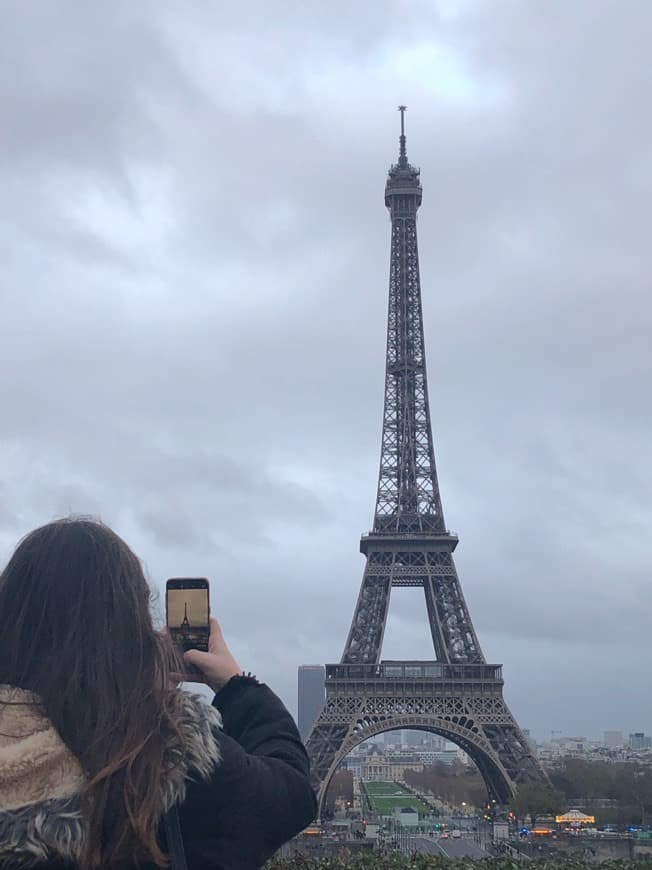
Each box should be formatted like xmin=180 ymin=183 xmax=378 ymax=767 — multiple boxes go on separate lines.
xmin=267 ymin=856 xmax=652 ymax=870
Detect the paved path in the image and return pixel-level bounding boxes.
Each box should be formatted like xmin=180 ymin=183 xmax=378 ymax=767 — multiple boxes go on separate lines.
xmin=414 ymin=835 xmax=491 ymax=859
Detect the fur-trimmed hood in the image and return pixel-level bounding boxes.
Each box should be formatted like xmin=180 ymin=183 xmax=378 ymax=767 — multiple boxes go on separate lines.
xmin=0 ymin=684 xmax=222 ymax=868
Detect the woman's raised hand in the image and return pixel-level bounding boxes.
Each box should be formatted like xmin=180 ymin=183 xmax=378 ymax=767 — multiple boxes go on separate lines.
xmin=183 ymin=616 xmax=242 ymax=692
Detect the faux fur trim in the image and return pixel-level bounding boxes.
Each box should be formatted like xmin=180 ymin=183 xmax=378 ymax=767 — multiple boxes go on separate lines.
xmin=0 ymin=797 xmax=84 ymax=869
xmin=0 ymin=686 xmax=85 ymax=810
xmin=0 ymin=685 xmax=222 ymax=867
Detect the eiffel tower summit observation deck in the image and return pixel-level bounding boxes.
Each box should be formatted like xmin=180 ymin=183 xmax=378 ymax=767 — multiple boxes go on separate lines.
xmin=305 ymin=108 xmax=548 ymax=815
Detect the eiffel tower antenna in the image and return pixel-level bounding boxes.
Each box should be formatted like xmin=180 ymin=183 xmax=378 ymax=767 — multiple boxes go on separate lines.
xmin=398 ymin=104 xmax=407 ymax=165
xmin=305 ymin=110 xmax=548 ymax=816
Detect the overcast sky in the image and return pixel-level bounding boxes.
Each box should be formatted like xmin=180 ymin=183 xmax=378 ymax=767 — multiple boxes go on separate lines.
xmin=1 ymin=0 xmax=651 ymax=742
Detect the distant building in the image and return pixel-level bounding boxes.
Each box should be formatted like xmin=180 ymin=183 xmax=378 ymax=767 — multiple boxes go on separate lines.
xmin=361 ymin=749 xmax=423 ymax=781
xmin=417 ymin=748 xmax=461 ymax=766
xmin=558 ymin=737 xmax=593 ymax=755
xmin=537 ymin=730 xmax=652 ymax=769
xmin=385 ymin=730 xmax=445 ymax=750
xmin=297 ymin=665 xmax=325 ymax=741
xmin=404 ymin=730 xmax=426 ymax=748
xmin=629 ymin=733 xmax=652 ymax=750
xmin=604 ymin=730 xmax=624 ymax=748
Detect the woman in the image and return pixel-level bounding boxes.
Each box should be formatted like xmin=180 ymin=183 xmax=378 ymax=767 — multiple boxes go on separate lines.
xmin=0 ymin=518 xmax=316 ymax=868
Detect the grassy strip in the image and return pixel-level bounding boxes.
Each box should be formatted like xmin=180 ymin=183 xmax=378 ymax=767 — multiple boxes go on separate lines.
xmin=361 ymin=781 xmax=432 ymax=816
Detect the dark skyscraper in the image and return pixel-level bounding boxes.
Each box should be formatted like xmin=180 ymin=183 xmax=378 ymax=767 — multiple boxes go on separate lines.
xmin=297 ymin=665 xmax=325 ymax=741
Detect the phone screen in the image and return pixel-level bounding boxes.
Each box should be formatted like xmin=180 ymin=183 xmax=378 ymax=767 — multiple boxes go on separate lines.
xmin=166 ymin=579 xmax=210 ymax=653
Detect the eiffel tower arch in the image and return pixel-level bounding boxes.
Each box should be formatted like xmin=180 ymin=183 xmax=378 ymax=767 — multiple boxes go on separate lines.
xmin=306 ymin=108 xmax=548 ymax=815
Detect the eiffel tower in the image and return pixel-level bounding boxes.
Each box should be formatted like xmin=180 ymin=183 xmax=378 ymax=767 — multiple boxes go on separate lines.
xmin=306 ymin=108 xmax=547 ymax=813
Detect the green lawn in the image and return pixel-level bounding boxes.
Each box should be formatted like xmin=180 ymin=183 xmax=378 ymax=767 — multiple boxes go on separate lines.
xmin=362 ymin=780 xmax=432 ymax=816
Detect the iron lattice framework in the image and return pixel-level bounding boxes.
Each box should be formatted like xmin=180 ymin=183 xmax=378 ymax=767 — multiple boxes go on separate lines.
xmin=306 ymin=108 xmax=547 ymax=812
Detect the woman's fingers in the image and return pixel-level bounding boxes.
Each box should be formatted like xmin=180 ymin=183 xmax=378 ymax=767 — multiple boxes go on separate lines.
xmin=183 ymin=619 xmax=242 ymax=691
xmin=183 ymin=648 xmax=214 ymax=670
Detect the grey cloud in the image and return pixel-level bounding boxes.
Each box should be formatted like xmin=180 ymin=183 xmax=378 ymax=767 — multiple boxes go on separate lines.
xmin=0 ymin=0 xmax=650 ymax=737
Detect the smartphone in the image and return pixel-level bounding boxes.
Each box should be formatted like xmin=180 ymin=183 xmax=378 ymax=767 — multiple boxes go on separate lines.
xmin=166 ymin=578 xmax=210 ymax=665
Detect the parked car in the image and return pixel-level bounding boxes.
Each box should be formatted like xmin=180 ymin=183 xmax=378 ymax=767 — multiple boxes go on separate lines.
xmin=452 ymin=830 xmax=462 ymax=839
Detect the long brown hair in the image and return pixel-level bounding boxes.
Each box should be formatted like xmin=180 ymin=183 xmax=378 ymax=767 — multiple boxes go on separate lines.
xmin=0 ymin=517 xmax=186 ymax=868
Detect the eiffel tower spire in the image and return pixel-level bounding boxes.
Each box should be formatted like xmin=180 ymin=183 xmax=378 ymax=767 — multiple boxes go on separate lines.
xmin=398 ymin=104 xmax=408 ymax=166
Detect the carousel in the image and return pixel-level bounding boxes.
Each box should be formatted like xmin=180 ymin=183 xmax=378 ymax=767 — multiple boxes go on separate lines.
xmin=555 ymin=809 xmax=596 ymax=827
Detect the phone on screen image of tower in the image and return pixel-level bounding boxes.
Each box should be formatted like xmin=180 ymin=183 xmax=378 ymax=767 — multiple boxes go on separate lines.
xmin=166 ymin=577 xmax=210 ymax=654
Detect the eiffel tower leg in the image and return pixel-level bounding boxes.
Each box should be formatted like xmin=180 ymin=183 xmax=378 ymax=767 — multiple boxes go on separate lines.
xmin=305 ymin=719 xmax=353 ymax=818
xmin=482 ymin=719 xmax=549 ymax=788
xmin=423 ymin=564 xmax=484 ymax=664
xmin=341 ymin=570 xmax=391 ymax=665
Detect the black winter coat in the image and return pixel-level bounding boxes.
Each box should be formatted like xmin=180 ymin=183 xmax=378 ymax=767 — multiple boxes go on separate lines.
xmin=0 ymin=677 xmax=317 ymax=869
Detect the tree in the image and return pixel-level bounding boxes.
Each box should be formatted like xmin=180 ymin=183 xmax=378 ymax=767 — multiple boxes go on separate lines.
xmin=549 ymin=759 xmax=652 ymax=827
xmin=510 ymin=783 xmax=566 ymax=828
xmin=404 ymin=761 xmax=488 ymax=810
xmin=324 ymin=768 xmax=354 ymax=812
xmin=549 ymin=759 xmax=612 ymax=800
xmin=613 ymin=766 xmax=652 ymax=826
